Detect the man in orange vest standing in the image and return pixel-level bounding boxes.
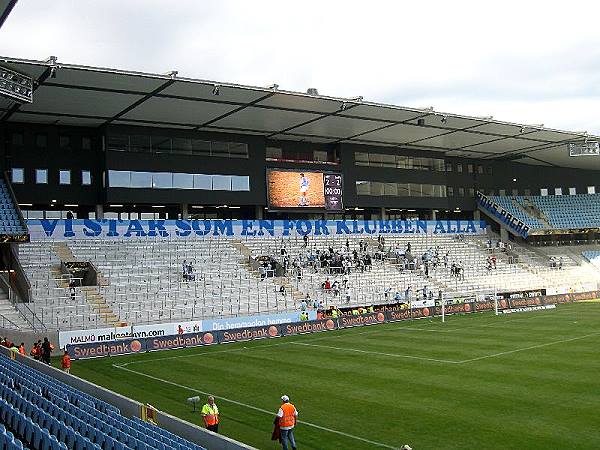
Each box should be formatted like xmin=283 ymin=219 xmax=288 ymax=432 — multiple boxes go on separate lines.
xmin=276 ymin=395 xmax=298 ymax=450
xmin=201 ymin=395 xmax=219 ymax=433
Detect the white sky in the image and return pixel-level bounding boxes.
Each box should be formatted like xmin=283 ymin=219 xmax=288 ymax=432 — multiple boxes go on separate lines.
xmin=1 ymin=0 xmax=599 ymax=134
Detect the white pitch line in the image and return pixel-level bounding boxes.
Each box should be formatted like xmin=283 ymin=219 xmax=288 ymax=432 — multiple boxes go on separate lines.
xmin=291 ymin=341 xmax=460 ymax=364
xmin=113 ymin=364 xmax=399 ymax=449
xmin=457 ymin=332 xmax=600 ymax=363
xmin=115 ymin=341 xmax=291 ymax=367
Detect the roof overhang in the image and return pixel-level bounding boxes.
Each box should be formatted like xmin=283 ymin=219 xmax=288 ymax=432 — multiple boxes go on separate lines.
xmin=0 ymin=0 xmax=17 ymax=30
xmin=0 ymin=56 xmax=598 ymax=170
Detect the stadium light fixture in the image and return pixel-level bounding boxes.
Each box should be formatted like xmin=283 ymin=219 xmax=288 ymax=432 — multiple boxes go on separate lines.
xmin=265 ymin=83 xmax=279 ymax=90
xmin=475 ymin=115 xmax=493 ymax=120
xmin=348 ymin=96 xmax=363 ymax=102
xmin=163 ymin=70 xmax=178 ymax=78
xmin=212 ymin=84 xmax=220 ymax=96
xmin=512 ymin=178 xmax=517 ymax=182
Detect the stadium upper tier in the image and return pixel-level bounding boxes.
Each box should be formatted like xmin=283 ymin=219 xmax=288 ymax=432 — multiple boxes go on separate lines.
xmin=0 ymin=354 xmax=206 ymax=450
xmin=0 ymin=178 xmax=27 ymax=236
xmin=14 ymin=234 xmax=600 ymax=330
xmin=487 ymin=194 xmax=600 ymax=230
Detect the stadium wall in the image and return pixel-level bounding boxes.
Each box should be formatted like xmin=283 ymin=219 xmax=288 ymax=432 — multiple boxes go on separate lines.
xmin=4 ymin=122 xmax=600 ymax=217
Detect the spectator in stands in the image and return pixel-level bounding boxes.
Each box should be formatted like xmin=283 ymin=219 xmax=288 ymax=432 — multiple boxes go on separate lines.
xmin=182 ymin=260 xmax=188 ymax=281
xmin=332 ymin=280 xmax=340 ymax=296
xmin=405 ymin=286 xmax=412 ymax=302
xmin=302 ymin=234 xmax=308 ymax=248
xmin=559 ymin=257 xmax=563 ymax=270
xmin=394 ymin=291 xmax=402 ymax=302
xmin=323 ymin=278 xmax=331 ymax=291
xmin=69 ymin=279 xmax=76 ymax=302
xmin=41 ymin=337 xmax=53 ymax=364
xmin=18 ymin=343 xmax=25 ymax=356
xmin=61 ymin=350 xmax=71 ymax=374
xmin=345 ymin=238 xmax=350 ymax=253
xmin=280 ymin=285 xmax=286 ymax=296
xmin=276 ymin=395 xmax=298 ymax=450
xmin=259 ymin=263 xmax=267 ymax=280
xmin=30 ymin=342 xmax=40 ymax=360
xmin=201 ymin=395 xmax=220 ymax=433
xmin=300 ymin=298 xmax=308 ymax=311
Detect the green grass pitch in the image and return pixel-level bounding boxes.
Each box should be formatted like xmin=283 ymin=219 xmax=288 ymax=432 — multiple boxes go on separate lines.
xmin=66 ymin=303 xmax=600 ymax=450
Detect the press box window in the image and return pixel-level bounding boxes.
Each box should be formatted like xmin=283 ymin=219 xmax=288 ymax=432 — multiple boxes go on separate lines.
xmin=11 ymin=132 xmax=24 ymax=146
xmin=82 ymin=170 xmax=92 ymax=185
xmin=35 ymin=134 xmax=47 ymax=148
xmin=82 ymin=137 xmax=92 ymax=150
xmin=59 ymin=136 xmax=71 ymax=149
xmin=35 ymin=169 xmax=48 ymax=184
xmin=11 ymin=168 xmax=24 ymax=184
xmin=59 ymin=170 xmax=71 ymax=185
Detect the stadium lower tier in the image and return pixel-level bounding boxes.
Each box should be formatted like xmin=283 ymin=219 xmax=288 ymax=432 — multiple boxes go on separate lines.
xmin=0 ymin=354 xmax=206 ymax=450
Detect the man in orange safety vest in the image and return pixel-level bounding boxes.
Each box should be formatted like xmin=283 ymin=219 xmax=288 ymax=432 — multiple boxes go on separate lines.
xmin=276 ymin=395 xmax=298 ymax=450
xmin=201 ymin=395 xmax=219 ymax=433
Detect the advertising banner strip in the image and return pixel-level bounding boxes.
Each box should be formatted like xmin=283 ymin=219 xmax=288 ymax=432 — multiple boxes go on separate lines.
xmin=27 ymin=219 xmax=487 ymax=241
xmin=67 ymin=292 xmax=596 ymax=360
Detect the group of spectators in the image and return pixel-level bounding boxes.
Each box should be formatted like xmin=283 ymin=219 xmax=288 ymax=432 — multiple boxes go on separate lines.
xmin=549 ymin=256 xmax=563 ymax=269
xmin=1 ymin=336 xmax=54 ymax=365
xmin=181 ymin=260 xmax=196 ymax=281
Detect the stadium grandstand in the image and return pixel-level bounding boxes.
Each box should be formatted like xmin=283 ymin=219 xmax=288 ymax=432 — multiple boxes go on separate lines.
xmin=1 ymin=1 xmax=600 ymax=449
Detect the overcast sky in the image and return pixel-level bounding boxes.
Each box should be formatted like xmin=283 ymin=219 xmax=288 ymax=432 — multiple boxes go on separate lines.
xmin=1 ymin=0 xmax=599 ymax=134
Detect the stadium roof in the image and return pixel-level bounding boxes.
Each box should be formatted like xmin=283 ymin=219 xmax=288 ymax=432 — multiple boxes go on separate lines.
xmin=0 ymin=0 xmax=17 ymax=30
xmin=0 ymin=56 xmax=598 ymax=170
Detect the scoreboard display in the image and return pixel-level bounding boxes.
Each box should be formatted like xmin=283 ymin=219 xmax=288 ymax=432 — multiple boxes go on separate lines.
xmin=267 ymin=169 xmax=344 ymax=211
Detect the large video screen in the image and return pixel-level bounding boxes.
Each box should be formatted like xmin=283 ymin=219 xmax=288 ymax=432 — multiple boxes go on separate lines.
xmin=267 ymin=169 xmax=343 ymax=211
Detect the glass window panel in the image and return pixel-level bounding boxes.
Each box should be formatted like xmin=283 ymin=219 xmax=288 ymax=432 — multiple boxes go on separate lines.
xmin=368 ymin=153 xmax=383 ymax=167
xmin=35 ymin=169 xmax=47 ymax=184
xmin=409 ymin=183 xmax=422 ymax=197
xmin=355 ymin=152 xmax=369 ymax=165
xmin=467 ymin=164 xmax=474 ymax=173
xmin=82 ymin=136 xmax=92 ymax=150
xmin=434 ymin=159 xmax=445 ymax=171
xmin=107 ymin=134 xmax=129 ymax=151
xmin=173 ymin=173 xmax=194 ymax=189
xmin=370 ymin=182 xmax=383 ymax=196
xmin=498 ymin=189 xmax=505 ymax=196
xmin=193 ymin=174 xmax=213 ymax=190
xmin=395 ymin=155 xmax=408 ymax=169
xmin=192 ymin=139 xmax=211 ymax=156
xmin=231 ymin=175 xmax=250 ymax=191
xmin=230 ymin=143 xmax=248 ymax=158
xmin=212 ymin=175 xmax=232 ymax=191
xmin=512 ymin=189 xmax=519 ymax=196
xmin=59 ymin=136 xmax=70 ymax=149
xmin=459 ymin=187 xmax=466 ymax=197
xmin=554 ymin=187 xmax=562 ymax=195
xmin=130 ymin=171 xmax=152 ymax=188
xmin=587 ymin=186 xmax=595 ymax=194
xmin=35 ymin=134 xmax=47 ymax=148
xmin=109 ymin=170 xmax=130 ymax=188
xmin=469 ymin=187 xmax=475 ymax=197
xmin=524 ymin=189 xmax=531 ymax=196
xmin=27 ymin=210 xmax=43 ymax=219
xmin=447 ymin=186 xmax=454 ymax=197
xmin=457 ymin=164 xmax=463 ymax=173
xmin=422 ymin=184 xmax=434 ymax=197
xmin=211 ymin=141 xmax=229 ymax=157
xmin=172 ymin=137 xmax=192 ymax=154
xmin=45 ymin=211 xmax=61 ymax=219
xmin=130 ymin=135 xmax=151 ymax=153
xmin=11 ymin=132 xmax=23 ymax=146
xmin=381 ymin=154 xmax=395 ymax=168
xmin=440 ymin=185 xmax=447 ymax=197
xmin=569 ymin=187 xmax=576 ymax=195
xmin=384 ymin=182 xmax=397 ymax=196
xmin=82 ymin=170 xmax=92 ymax=185
xmin=266 ymin=147 xmax=282 ymax=159
xmin=59 ymin=170 xmax=71 ymax=185
xmin=397 ymin=183 xmax=410 ymax=196
xmin=477 ymin=165 xmax=484 ymax=174
xmin=445 ymin=163 xmax=453 ymax=172
xmin=152 ymin=136 xmax=171 ymax=153
xmin=152 ymin=172 xmax=173 ymax=189
xmin=355 ymin=181 xmax=370 ymax=195
xmin=314 ymin=150 xmax=328 ymax=162
xmin=11 ymin=168 xmax=24 ymax=183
